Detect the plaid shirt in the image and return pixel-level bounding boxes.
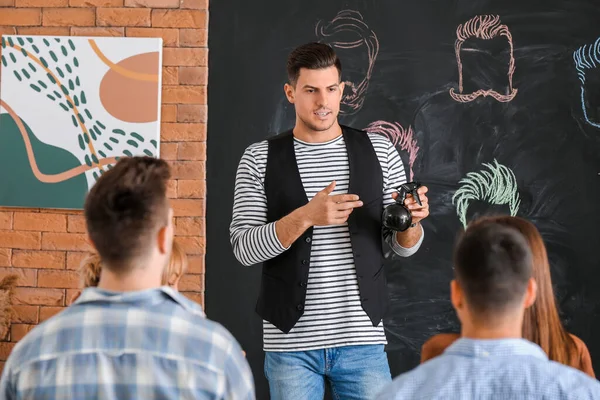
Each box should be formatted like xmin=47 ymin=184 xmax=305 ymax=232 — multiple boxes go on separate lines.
xmin=0 ymin=287 xmax=255 ymax=399
xmin=377 ymin=338 xmax=600 ymax=400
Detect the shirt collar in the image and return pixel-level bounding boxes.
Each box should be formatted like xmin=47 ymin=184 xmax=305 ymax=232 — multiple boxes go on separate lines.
xmin=444 ymin=338 xmax=548 ymax=360
xmin=74 ymin=286 xmax=205 ymax=316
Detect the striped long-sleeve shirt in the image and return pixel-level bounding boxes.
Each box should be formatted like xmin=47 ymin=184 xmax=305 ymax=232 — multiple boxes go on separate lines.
xmin=230 ymin=133 xmax=424 ymax=352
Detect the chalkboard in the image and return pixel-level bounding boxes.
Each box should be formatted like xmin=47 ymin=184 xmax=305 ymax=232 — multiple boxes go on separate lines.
xmin=207 ymin=1 xmax=600 ymax=397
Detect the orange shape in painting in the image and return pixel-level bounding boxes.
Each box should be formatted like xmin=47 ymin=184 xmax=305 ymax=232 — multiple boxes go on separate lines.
xmin=99 ymin=52 xmax=160 ymax=123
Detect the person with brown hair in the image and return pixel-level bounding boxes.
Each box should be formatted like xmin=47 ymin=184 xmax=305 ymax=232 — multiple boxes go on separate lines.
xmin=1 ymin=157 xmax=254 ymax=399
xmin=230 ymin=42 xmax=430 ymax=399
xmin=376 ymin=218 xmax=600 ymax=399
xmin=420 ymin=216 xmax=594 ymax=377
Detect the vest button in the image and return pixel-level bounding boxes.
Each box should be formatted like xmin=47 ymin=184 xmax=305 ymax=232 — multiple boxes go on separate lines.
xmin=355 ymin=254 xmax=361 ymax=258
xmin=301 ymin=259 xmax=309 ymax=265
xmin=299 ymin=281 xmax=307 ymax=287
xmin=358 ymin=275 xmax=363 ymax=279
xmin=362 ymin=298 xmax=369 ymax=302
xmin=305 ymin=237 xmax=311 ymax=243
xmin=297 ymin=304 xmax=304 ymax=311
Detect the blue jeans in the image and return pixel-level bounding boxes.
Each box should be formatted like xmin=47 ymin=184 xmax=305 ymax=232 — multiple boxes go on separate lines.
xmin=264 ymin=345 xmax=392 ymax=400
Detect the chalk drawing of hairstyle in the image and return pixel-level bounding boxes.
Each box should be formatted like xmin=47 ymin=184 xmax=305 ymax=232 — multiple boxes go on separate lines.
xmin=452 ymin=159 xmax=521 ymax=228
xmin=365 ymin=120 xmax=419 ymax=181
xmin=449 ymin=15 xmax=517 ymax=103
xmin=573 ymin=37 xmax=600 ymax=128
xmin=316 ymin=10 xmax=379 ymax=115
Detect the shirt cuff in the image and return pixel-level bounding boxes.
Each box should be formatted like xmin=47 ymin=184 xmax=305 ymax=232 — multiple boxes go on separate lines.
xmin=269 ymin=221 xmax=291 ymax=252
xmin=391 ymin=224 xmax=424 ymax=257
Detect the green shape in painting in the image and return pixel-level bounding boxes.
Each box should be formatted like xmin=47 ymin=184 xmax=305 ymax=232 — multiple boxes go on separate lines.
xmin=0 ymin=113 xmax=88 ymax=209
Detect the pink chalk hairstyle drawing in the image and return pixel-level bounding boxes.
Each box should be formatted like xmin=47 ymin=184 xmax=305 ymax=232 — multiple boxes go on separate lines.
xmin=366 ymin=121 xmax=419 ymax=181
xmin=316 ymin=10 xmax=379 ymax=115
xmin=449 ymin=15 xmax=518 ymax=103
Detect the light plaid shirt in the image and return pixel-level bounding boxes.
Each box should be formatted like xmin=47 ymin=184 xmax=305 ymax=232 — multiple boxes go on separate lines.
xmin=377 ymin=338 xmax=600 ymax=400
xmin=0 ymin=287 xmax=255 ymax=399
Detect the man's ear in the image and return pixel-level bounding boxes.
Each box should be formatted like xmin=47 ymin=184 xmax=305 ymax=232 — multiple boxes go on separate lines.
xmin=450 ymin=279 xmax=464 ymax=312
xmin=284 ymin=83 xmax=295 ymax=104
xmin=523 ymin=278 xmax=537 ymax=309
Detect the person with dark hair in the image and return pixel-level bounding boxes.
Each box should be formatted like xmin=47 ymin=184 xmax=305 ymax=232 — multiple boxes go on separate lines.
xmin=230 ymin=42 xmax=430 ymax=398
xmin=1 ymin=157 xmax=255 ymax=400
xmin=420 ymin=216 xmax=595 ymax=377
xmin=376 ymin=218 xmax=600 ymax=400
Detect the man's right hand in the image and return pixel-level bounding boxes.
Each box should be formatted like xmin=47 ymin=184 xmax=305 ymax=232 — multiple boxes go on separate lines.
xmin=301 ymin=181 xmax=363 ymax=227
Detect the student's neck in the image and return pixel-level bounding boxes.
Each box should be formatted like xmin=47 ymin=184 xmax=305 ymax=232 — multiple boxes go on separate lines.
xmin=461 ymin=321 xmax=523 ymax=340
xmin=97 ymin=264 xmax=163 ymax=292
xmin=293 ymin=120 xmax=342 ymax=143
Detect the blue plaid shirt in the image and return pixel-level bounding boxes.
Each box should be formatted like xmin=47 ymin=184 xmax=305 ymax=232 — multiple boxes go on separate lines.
xmin=377 ymin=338 xmax=600 ymax=400
xmin=0 ymin=287 xmax=255 ymax=399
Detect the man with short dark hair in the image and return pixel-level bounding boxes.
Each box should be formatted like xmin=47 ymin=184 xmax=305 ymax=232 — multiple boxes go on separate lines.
xmin=1 ymin=157 xmax=255 ymax=399
xmin=230 ymin=42 xmax=430 ymax=398
xmin=376 ymin=218 xmax=600 ymax=399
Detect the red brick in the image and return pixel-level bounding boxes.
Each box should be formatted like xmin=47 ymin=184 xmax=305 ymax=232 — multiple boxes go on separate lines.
xmin=187 ymin=255 xmax=204 ymax=274
xmin=0 ymin=0 xmax=14 ymax=6
xmin=69 ymin=0 xmax=123 ymax=5
xmin=38 ymin=270 xmax=80 ymax=289
xmin=14 ymin=288 xmax=64 ymax=306
xmin=125 ymin=0 xmax=179 ymax=7
xmin=177 ymin=180 xmax=205 ymax=199
xmin=0 ymin=267 xmax=37 ymax=287
xmin=14 ymin=213 xmax=66 ymax=232
xmin=178 ymin=273 xmax=203 ymax=291
xmin=0 ymin=342 xmax=15 ymax=361
xmin=0 ymin=8 xmax=40 ymax=26
xmin=161 ymin=105 xmax=177 ymax=123
xmin=181 ymin=0 xmax=207 ymax=9
xmin=161 ymin=123 xmax=206 ymax=142
xmin=17 ymin=26 xmax=70 ymax=35
xmin=39 ymin=306 xmax=64 ymax=322
xmin=42 ymin=233 xmax=91 ymax=251
xmin=177 ymin=104 xmax=207 ymax=123
xmin=182 ymin=291 xmax=203 ymax=306
xmin=172 ymin=199 xmax=204 ymax=217
xmin=10 ymin=324 xmax=35 ymax=342
xmin=159 ymin=143 xmax=178 ymax=160
xmin=0 ymin=212 xmax=12 ymax=230
xmin=12 ymin=250 xmax=66 ymax=269
xmin=11 ymin=305 xmax=38 ymax=324
xmin=67 ymin=215 xmax=86 ymax=233
xmin=97 ymin=7 xmax=150 ymax=27
xmin=43 ymin=8 xmax=95 ymax=27
xmin=175 ymin=217 xmax=204 ymax=236
xmin=126 ymin=27 xmax=178 ymax=46
xmin=0 ymin=26 xmax=16 ymax=35
xmin=170 ymin=161 xmax=205 ymax=180
xmin=0 ymin=232 xmax=40 ymax=250
xmin=16 ymin=0 xmax=67 ymax=5
xmin=0 ymin=249 xmax=10 ymax=267
xmin=71 ymin=27 xmax=124 ymax=36
xmin=152 ymin=9 xmax=207 ymax=28
xmin=66 ymin=252 xmax=88 ymax=270
xmin=179 ymin=66 xmax=207 ymax=86
xmin=179 ymin=28 xmax=207 ymax=47
xmin=162 ymin=86 xmax=207 ymax=104
xmin=174 ymin=235 xmax=204 ymax=254
xmin=66 ymin=289 xmax=81 ymax=306
xmin=162 ymin=66 xmax=178 ymax=85
xmin=163 ymin=48 xmax=207 ymax=66
xmin=166 ymin=180 xmax=177 ymax=199
xmin=177 ymin=141 xmax=206 ymax=160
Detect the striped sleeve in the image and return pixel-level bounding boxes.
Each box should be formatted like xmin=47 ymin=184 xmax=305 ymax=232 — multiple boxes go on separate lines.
xmin=229 ymin=143 xmax=289 ymax=266
xmin=369 ymin=133 xmax=424 ymax=258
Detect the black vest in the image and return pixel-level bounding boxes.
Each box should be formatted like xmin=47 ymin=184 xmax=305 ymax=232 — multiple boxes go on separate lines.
xmin=258 ymin=126 xmax=388 ymax=333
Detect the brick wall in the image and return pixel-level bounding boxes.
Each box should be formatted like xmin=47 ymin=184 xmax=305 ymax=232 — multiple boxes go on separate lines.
xmin=0 ymin=0 xmax=208 ymax=372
